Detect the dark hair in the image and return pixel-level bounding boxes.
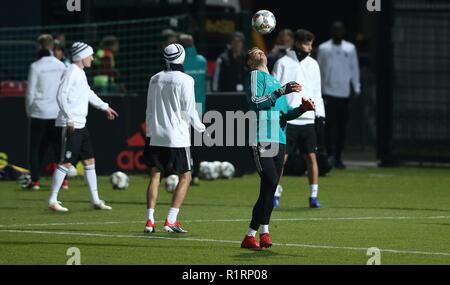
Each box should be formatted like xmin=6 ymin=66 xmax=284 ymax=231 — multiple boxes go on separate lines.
xmin=231 ymin=31 xmax=246 ymax=42
xmin=294 ymin=29 xmax=315 ymax=44
xmin=276 ymin=29 xmax=294 ymax=43
xmin=100 ymin=35 xmax=119 ymax=48
xmin=178 ymin=33 xmax=194 ymax=48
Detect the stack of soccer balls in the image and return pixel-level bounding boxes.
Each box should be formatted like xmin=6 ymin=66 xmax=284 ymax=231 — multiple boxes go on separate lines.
xmin=111 ymin=171 xmax=129 ymax=190
xmin=199 ymin=161 xmax=235 ymax=181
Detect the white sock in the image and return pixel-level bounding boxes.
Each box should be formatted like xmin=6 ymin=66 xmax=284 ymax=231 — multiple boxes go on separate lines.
xmin=147 ymin=208 xmax=155 ymax=222
xmin=274 ymin=185 xmax=283 ymax=197
xmin=246 ymin=228 xmax=257 ymax=237
xmin=259 ymin=225 xmax=269 ymax=234
xmin=310 ymin=184 xmax=319 ymax=198
xmin=48 ymin=165 xmax=68 ymax=204
xmin=167 ymin=207 xmax=179 ymax=224
xmin=84 ymin=164 xmax=100 ymax=204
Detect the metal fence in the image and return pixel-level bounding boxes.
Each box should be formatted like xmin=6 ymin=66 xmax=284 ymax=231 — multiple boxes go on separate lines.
xmin=378 ymin=0 xmax=450 ymax=164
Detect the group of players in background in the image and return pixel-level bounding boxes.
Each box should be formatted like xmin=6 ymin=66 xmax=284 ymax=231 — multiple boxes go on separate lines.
xmin=25 ymin=20 xmax=360 ymax=249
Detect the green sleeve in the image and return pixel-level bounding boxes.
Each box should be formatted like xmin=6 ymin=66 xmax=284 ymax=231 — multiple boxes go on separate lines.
xmin=246 ymin=71 xmax=280 ymax=111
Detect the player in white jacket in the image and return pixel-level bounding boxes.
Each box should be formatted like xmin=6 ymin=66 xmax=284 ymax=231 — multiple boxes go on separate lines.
xmin=143 ymin=44 xmax=205 ymax=234
xmin=273 ymin=29 xmax=326 ymax=209
xmin=47 ymin=42 xmax=119 ymax=212
xmin=317 ymin=21 xmax=361 ymax=169
xmin=25 ymin=34 xmax=67 ymax=190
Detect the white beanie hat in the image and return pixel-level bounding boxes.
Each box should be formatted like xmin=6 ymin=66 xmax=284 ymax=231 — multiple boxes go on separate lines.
xmin=163 ymin=43 xmax=185 ymax=64
xmin=71 ymin=42 xmax=94 ymax=61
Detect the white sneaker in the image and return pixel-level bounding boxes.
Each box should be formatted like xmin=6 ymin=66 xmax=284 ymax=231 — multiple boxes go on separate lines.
xmin=92 ymin=200 xmax=112 ymax=210
xmin=48 ymin=202 xmax=69 ymax=212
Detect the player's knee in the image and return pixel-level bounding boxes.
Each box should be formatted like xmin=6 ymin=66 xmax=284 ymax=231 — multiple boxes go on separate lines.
xmin=179 ymin=172 xmax=192 ymax=184
xmin=306 ymin=153 xmax=317 ymax=164
xmin=263 ymin=176 xmax=278 ymax=190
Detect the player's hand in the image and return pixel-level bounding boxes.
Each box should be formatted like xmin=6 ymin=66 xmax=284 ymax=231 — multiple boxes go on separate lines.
xmin=105 ymin=107 xmax=119 ymax=120
xmin=300 ymin=97 xmax=316 ymax=112
xmin=276 ymin=81 xmax=302 ymax=96
xmin=67 ymin=121 xmax=75 ymax=132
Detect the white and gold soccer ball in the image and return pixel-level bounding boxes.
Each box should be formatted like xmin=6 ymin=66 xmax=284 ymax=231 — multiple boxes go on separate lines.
xmin=165 ymin=174 xmax=179 ymax=193
xmin=251 ymin=10 xmax=276 ymax=35
xmin=111 ymin=171 xmax=129 ymax=190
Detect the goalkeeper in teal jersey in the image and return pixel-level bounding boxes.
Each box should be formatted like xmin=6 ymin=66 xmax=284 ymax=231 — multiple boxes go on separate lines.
xmin=241 ymin=47 xmax=316 ymax=249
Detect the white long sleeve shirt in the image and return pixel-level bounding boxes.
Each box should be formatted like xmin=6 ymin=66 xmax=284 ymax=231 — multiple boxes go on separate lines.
xmin=272 ymin=49 xmax=325 ymax=126
xmin=25 ymin=56 xmax=67 ymax=119
xmin=317 ymin=39 xmax=361 ymax=98
xmin=55 ymin=63 xmax=109 ymax=129
xmin=146 ymin=70 xmax=205 ymax=147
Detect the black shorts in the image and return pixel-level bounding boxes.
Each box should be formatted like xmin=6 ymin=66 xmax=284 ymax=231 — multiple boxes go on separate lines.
xmin=286 ymin=124 xmax=318 ymax=155
xmin=144 ymin=138 xmax=193 ymax=175
xmin=57 ymin=127 xmax=94 ymax=165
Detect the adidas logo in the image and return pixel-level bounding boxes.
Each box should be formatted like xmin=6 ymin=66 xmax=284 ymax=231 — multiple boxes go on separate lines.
xmin=116 ymin=122 xmax=147 ymax=171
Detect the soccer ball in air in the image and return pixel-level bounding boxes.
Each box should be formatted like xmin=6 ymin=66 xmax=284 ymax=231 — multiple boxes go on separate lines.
xmin=220 ymin=161 xmax=235 ymax=179
xmin=252 ymin=10 xmax=276 ymax=35
xmin=165 ymin=174 xmax=179 ymax=193
xmin=111 ymin=171 xmax=129 ymax=190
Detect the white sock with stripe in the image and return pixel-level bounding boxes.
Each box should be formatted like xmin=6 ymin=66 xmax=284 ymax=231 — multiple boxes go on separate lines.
xmin=48 ymin=165 xmax=68 ymax=204
xmin=84 ymin=164 xmax=101 ymax=204
xmin=167 ymin=207 xmax=179 ymax=224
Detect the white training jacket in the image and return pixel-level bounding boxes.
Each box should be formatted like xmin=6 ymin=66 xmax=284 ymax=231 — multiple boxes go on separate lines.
xmin=146 ymin=70 xmax=205 ymax=148
xmin=317 ymin=39 xmax=361 ymax=98
xmin=273 ymin=49 xmax=325 ymax=126
xmin=55 ymin=63 xmax=109 ymax=129
xmin=25 ymin=56 xmax=67 ymax=119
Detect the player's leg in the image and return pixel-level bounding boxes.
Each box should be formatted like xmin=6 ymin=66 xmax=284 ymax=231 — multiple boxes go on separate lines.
xmin=143 ymin=141 xmax=165 ymax=233
xmin=242 ymin=143 xmax=279 ymax=249
xmin=335 ymin=98 xmax=350 ymax=168
xmin=145 ymin=167 xmax=161 ymax=233
xmin=258 ymin=143 xmax=286 ymax=248
xmin=28 ymin=118 xmax=46 ymax=189
xmin=323 ymin=95 xmax=337 ymax=162
xmin=79 ymin=128 xmax=111 ymax=210
xmin=163 ymin=147 xmax=192 ymax=233
xmin=48 ymin=127 xmax=75 ymax=212
xmin=273 ymin=124 xmax=297 ymax=209
xmin=48 ymin=120 xmax=69 ymax=190
xmin=300 ymin=124 xmax=321 ymax=208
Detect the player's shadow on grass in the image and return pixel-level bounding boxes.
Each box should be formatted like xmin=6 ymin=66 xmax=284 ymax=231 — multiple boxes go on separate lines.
xmin=232 ymin=249 xmax=306 ymax=260
xmin=0 ymin=240 xmax=153 ymax=249
xmin=272 ymin=207 xmax=316 ymax=213
xmin=19 ymin=198 xmax=252 ymax=208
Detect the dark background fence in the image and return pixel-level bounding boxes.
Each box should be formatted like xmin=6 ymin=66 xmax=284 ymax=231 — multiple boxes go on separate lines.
xmin=377 ymin=0 xmax=450 ymax=164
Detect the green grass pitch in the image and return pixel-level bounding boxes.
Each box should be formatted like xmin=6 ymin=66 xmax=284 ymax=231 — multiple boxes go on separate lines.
xmin=0 ymin=167 xmax=449 ymax=265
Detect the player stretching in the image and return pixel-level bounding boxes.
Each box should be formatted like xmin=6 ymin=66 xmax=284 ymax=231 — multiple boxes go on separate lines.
xmin=47 ymin=42 xmax=119 ymax=212
xmin=241 ymin=47 xmax=315 ymax=249
xmin=144 ymin=44 xmax=205 ymax=234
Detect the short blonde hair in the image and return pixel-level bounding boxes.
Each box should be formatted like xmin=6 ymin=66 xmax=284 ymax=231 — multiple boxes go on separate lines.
xmin=37 ymin=34 xmax=54 ymax=50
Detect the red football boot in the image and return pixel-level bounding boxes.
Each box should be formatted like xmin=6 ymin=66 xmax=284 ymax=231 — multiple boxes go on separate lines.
xmin=259 ymin=233 xmax=273 ymax=248
xmin=241 ymin=235 xmax=260 ymax=249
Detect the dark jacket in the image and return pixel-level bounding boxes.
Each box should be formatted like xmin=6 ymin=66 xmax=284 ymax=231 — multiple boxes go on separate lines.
xmin=212 ymin=48 xmax=248 ymax=92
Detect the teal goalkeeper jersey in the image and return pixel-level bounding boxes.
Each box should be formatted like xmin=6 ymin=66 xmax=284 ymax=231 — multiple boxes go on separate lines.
xmin=245 ymin=70 xmax=303 ymax=144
